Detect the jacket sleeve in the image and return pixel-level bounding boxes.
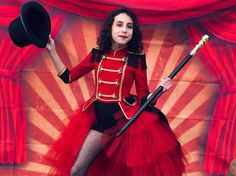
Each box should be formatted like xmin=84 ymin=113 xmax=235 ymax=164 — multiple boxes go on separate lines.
xmin=133 ymin=55 xmax=157 ymax=106
xmin=58 ymin=50 xmax=96 ymax=83
xmin=133 ymin=53 xmax=150 ymax=104
xmin=134 ymin=68 xmax=150 ymax=103
xmin=70 ymin=52 xmax=95 ymax=82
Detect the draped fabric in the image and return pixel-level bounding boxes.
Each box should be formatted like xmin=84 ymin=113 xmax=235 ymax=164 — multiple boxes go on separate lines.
xmin=186 ymin=23 xmax=236 ymax=175
xmin=0 ymin=4 xmax=66 ymax=163
xmin=0 ymin=0 xmax=236 ymax=175
xmin=185 ymin=7 xmax=236 ymax=174
xmin=200 ymin=6 xmax=236 ymax=43
xmin=40 ymin=0 xmax=236 ymax=24
xmin=0 ymin=30 xmax=26 ymax=163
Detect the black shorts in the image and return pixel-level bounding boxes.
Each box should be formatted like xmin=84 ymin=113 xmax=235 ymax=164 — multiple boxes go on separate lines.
xmin=92 ymin=101 xmax=120 ymax=132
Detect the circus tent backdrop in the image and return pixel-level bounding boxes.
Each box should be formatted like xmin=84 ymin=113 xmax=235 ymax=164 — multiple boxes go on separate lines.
xmin=0 ymin=0 xmax=236 ymax=175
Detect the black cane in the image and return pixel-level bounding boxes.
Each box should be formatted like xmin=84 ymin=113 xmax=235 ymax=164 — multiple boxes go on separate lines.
xmin=116 ymin=35 xmax=209 ymax=137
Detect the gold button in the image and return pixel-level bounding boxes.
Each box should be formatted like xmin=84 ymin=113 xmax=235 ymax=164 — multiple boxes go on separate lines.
xmin=112 ymin=93 xmax=117 ymax=99
xmin=115 ymin=80 xmax=120 ymax=86
xmin=121 ymin=57 xmax=127 ymax=63
xmin=118 ymin=68 xmax=122 ymax=74
xmin=98 ymin=92 xmax=102 ymax=97
xmin=98 ymin=79 xmax=103 ymax=84
xmin=99 ymin=67 xmax=103 ymax=72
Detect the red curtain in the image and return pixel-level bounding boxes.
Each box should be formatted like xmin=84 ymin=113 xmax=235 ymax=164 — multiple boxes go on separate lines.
xmin=0 ymin=2 xmax=66 ymax=163
xmin=186 ymin=23 xmax=236 ymax=176
xmin=40 ymin=0 xmax=236 ymax=24
xmin=185 ymin=7 xmax=236 ymax=174
xmin=201 ymin=6 xmax=236 ymax=43
xmin=0 ymin=0 xmax=236 ymax=174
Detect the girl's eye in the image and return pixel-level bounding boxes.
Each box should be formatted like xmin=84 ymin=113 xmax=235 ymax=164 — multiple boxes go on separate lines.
xmin=127 ymin=25 xmax=133 ymax=29
xmin=116 ymin=23 xmax=123 ymax=27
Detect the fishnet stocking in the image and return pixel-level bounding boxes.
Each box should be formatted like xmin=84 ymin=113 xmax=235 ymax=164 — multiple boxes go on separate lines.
xmin=70 ymin=130 xmax=103 ymax=176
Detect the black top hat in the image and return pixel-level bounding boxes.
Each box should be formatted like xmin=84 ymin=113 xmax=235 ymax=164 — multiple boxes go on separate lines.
xmin=8 ymin=1 xmax=51 ymax=48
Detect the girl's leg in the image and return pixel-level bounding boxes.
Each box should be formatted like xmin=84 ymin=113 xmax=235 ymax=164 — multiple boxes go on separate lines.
xmin=70 ymin=130 xmax=103 ymax=176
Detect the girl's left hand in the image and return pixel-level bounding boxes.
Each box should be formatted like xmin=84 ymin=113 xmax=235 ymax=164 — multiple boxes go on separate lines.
xmin=46 ymin=35 xmax=55 ymax=52
xmin=159 ymin=77 xmax=172 ymax=92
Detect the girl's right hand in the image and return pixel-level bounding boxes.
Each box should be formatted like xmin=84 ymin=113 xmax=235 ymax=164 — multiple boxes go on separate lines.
xmin=159 ymin=77 xmax=172 ymax=92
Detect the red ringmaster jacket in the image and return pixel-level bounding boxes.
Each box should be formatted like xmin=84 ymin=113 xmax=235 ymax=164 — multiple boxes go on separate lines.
xmin=59 ymin=47 xmax=152 ymax=120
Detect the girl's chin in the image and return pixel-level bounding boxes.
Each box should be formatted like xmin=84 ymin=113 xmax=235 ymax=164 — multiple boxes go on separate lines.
xmin=117 ymin=42 xmax=128 ymax=46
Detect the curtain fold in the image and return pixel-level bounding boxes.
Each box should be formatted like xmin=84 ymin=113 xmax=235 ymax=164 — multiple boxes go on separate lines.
xmin=0 ymin=29 xmax=28 ymax=164
xmin=186 ymin=25 xmax=236 ymax=175
xmin=200 ymin=6 xmax=236 ymax=43
xmin=0 ymin=5 xmax=20 ymax=27
xmin=39 ymin=0 xmax=236 ymax=24
xmin=1 ymin=1 xmax=236 ymax=43
xmin=0 ymin=7 xmax=67 ymax=163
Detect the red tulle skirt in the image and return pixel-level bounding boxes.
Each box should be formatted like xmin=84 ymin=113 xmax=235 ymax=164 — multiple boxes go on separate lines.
xmin=45 ymin=105 xmax=186 ymax=176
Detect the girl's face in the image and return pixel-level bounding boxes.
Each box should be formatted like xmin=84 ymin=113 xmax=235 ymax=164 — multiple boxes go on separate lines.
xmin=111 ymin=13 xmax=133 ymax=49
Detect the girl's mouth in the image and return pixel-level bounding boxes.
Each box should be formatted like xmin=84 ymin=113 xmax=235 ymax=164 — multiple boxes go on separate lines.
xmin=119 ymin=35 xmax=128 ymax=39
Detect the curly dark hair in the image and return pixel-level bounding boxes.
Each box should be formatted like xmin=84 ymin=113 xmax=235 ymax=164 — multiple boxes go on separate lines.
xmin=97 ymin=8 xmax=143 ymax=54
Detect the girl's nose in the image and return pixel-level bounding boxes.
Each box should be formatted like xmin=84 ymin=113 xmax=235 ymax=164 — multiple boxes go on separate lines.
xmin=121 ymin=26 xmax=127 ymax=33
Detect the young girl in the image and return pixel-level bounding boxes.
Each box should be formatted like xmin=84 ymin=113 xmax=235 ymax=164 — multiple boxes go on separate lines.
xmin=45 ymin=8 xmax=185 ymax=176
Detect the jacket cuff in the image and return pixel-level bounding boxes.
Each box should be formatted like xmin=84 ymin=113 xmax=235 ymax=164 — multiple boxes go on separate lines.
xmin=57 ymin=68 xmax=70 ymax=83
